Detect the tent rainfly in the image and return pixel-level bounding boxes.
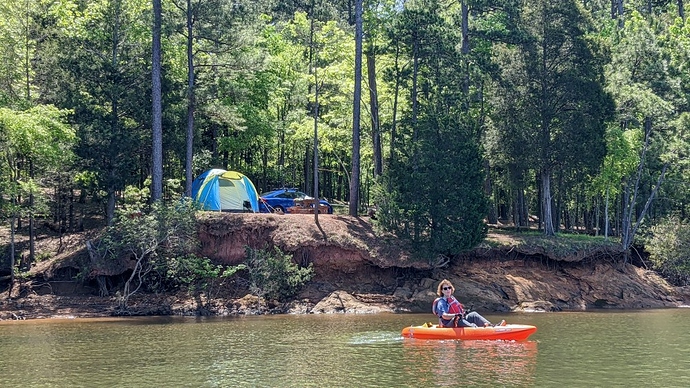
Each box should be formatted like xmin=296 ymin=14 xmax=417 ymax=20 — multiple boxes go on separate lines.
xmin=191 ymin=169 xmax=260 ymax=212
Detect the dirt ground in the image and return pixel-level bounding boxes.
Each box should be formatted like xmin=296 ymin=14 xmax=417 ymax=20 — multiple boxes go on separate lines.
xmin=2 ymin=213 xmax=689 ymax=321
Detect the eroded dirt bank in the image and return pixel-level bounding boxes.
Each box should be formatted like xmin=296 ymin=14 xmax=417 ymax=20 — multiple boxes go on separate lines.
xmin=2 ymin=213 xmax=689 ymax=320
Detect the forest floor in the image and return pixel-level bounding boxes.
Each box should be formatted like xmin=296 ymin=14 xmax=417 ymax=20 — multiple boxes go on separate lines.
xmin=2 ymin=212 xmax=690 ymax=321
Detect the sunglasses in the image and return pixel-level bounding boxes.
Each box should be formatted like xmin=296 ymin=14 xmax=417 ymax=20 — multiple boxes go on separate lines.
xmin=442 ymin=286 xmax=452 ymax=290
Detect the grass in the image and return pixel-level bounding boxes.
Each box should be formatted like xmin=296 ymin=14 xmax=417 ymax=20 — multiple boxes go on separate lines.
xmin=484 ymin=228 xmax=621 ymax=258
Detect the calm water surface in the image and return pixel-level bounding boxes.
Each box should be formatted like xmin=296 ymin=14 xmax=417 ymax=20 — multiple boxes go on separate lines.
xmin=1 ymin=309 xmax=689 ymax=387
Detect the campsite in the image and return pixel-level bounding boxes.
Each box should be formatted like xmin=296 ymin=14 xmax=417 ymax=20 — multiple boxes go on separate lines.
xmin=191 ymin=169 xmax=261 ymax=213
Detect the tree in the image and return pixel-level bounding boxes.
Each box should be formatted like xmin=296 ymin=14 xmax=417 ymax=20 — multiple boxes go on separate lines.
xmin=0 ymin=0 xmax=40 ymax=104
xmin=497 ymin=0 xmax=613 ymax=236
xmin=170 ymin=0 xmax=269 ymax=196
xmin=377 ymin=0 xmax=487 ymax=258
xmin=43 ymin=0 xmax=153 ymax=225
xmin=605 ymin=11 xmax=682 ymax=258
xmin=0 ymin=105 xmax=75 ymax=284
xmin=644 ymin=215 xmax=690 ymax=285
xmin=243 ymin=246 xmax=313 ymax=302
xmin=94 ymin=199 xmax=199 ymax=307
xmin=151 ymin=0 xmax=163 ymax=201
xmin=350 ymin=0 xmax=363 ymax=216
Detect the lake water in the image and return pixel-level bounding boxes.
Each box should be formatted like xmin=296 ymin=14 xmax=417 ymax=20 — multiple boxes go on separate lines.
xmin=1 ymin=309 xmax=690 ymax=387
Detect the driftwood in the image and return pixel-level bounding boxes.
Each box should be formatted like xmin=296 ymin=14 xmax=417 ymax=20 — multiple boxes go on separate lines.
xmin=86 ymin=240 xmax=108 ymax=297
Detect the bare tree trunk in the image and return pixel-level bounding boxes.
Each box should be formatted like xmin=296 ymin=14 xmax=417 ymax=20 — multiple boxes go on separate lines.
xmin=151 ymin=0 xmax=163 ymax=201
xmin=28 ymin=159 xmax=35 ymax=266
xmin=9 ymin=213 xmax=16 ymax=291
xmin=388 ymin=44 xmax=401 ymax=184
xmin=304 ymin=146 xmax=310 ymax=192
xmin=366 ymin=51 xmax=382 ymax=177
xmin=411 ymin=44 xmax=419 ymax=144
xmin=461 ymin=0 xmax=469 ymax=54
xmin=518 ymin=186 xmax=528 ymax=227
xmin=604 ymin=188 xmax=610 ymax=239
xmin=349 ymin=0 xmax=363 ymax=216
xmin=612 ymin=0 xmax=624 ymax=27
xmin=541 ymin=169 xmax=555 ymax=236
xmin=106 ymin=182 xmax=116 ymax=226
xmin=460 ymin=0 xmax=471 ymax=99
xmin=680 ymin=0 xmax=686 ymax=21
xmin=620 ymin=118 xmax=668 ymax=261
xmin=308 ymin=11 xmax=321 ymax=223
xmin=484 ymin=161 xmax=497 ymax=224
xmin=313 ymin=61 xmax=320 ymax=223
xmin=121 ymin=254 xmax=147 ymax=308
xmin=184 ymin=0 xmax=195 ymax=197
xmin=107 ymin=3 xmax=125 ymax=219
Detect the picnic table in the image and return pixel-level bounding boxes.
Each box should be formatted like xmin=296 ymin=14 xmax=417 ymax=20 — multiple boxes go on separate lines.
xmin=288 ymin=198 xmax=329 ymax=214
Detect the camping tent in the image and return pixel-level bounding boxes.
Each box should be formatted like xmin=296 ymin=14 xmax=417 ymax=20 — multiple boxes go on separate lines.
xmin=191 ymin=169 xmax=260 ymax=212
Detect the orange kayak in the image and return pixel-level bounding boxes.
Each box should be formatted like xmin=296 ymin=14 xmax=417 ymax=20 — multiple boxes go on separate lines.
xmin=401 ymin=323 xmax=537 ymax=341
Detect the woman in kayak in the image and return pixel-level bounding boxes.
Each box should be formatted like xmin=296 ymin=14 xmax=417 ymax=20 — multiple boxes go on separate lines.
xmin=433 ymin=279 xmax=506 ymax=328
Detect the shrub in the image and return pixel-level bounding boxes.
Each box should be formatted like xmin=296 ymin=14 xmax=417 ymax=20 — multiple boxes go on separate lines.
xmin=243 ymin=246 xmax=314 ymax=301
xmin=94 ymin=198 xmax=200 ymax=307
xmin=644 ymin=216 xmax=690 ymax=286
xmin=149 ymin=254 xmax=246 ymax=297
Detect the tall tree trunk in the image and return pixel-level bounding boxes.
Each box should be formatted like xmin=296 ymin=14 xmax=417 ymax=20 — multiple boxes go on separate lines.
xmin=23 ymin=0 xmax=31 ymax=101
xmin=278 ymin=105 xmax=286 ymax=168
xmin=388 ymin=44 xmax=401 ymax=190
xmin=307 ymin=6 xmax=315 ymax=202
xmin=621 ymin=117 xmax=668 ymax=261
xmin=555 ymin=170 xmax=562 ymax=232
xmin=604 ymin=187 xmax=610 ymax=239
xmin=313 ymin=68 xmax=320 ymax=223
xmin=304 ymin=146 xmax=310 ymax=192
xmin=349 ymin=0 xmax=363 ymax=216
xmin=107 ymin=96 xmax=118 ymax=224
xmin=10 ymin=210 xmax=16 ymax=291
xmin=484 ymin=161 xmax=497 ymax=224
xmin=105 ymin=0 xmax=125 ymax=222
xmin=680 ymin=0 xmax=686 ymax=21
xmin=461 ymin=0 xmax=469 ymax=55
xmin=151 ymin=0 xmax=163 ymax=201
xmin=106 ymin=182 xmax=116 ymax=225
xmin=184 ymin=0 xmax=195 ymax=197
xmin=612 ymin=0 xmax=624 ymax=27
xmin=541 ymin=168 xmax=555 ymax=236
xmin=366 ymin=51 xmax=382 ymax=178
xmin=460 ymin=0 xmax=471 ymax=101
xmin=28 ymin=159 xmax=35 ymax=267
xmin=411 ymin=44 xmax=419 ymax=144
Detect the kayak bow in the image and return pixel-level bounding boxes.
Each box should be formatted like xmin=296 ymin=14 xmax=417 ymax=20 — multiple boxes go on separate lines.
xmin=401 ymin=323 xmax=537 ymax=341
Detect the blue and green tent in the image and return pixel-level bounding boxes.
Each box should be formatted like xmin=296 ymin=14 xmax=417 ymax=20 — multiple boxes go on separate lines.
xmin=191 ymin=169 xmax=259 ymax=212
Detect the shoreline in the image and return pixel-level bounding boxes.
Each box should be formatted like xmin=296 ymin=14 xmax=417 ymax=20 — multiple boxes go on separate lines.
xmin=3 ymin=214 xmax=689 ymax=321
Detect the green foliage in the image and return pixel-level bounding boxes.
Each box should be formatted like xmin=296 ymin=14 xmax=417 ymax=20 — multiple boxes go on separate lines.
xmin=150 ymin=253 xmax=246 ymax=295
xmin=0 ymin=104 xmax=75 ymax=222
xmin=2 ymin=0 xmax=690 ymax=284
xmin=243 ymin=246 xmax=313 ymax=301
xmin=103 ymin=199 xmax=199 ymax=261
xmin=97 ymin=199 xmax=200 ymax=306
xmin=644 ymin=216 xmax=690 ymax=286
xmin=375 ymin=1 xmax=488 ymax=258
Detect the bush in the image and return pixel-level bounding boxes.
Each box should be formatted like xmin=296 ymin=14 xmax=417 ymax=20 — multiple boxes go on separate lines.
xmin=644 ymin=216 xmax=690 ymax=286
xmin=244 ymin=246 xmax=314 ymax=301
xmin=149 ymin=254 xmax=245 ymax=296
xmin=94 ymin=198 xmax=201 ymax=306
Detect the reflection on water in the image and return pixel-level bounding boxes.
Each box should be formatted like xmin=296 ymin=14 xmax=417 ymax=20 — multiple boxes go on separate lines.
xmin=401 ymin=339 xmax=537 ymax=386
xmin=1 ymin=310 xmax=690 ymax=387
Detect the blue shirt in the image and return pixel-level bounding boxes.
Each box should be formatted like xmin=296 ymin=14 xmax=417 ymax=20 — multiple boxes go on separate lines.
xmin=435 ymin=296 xmax=462 ymax=327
